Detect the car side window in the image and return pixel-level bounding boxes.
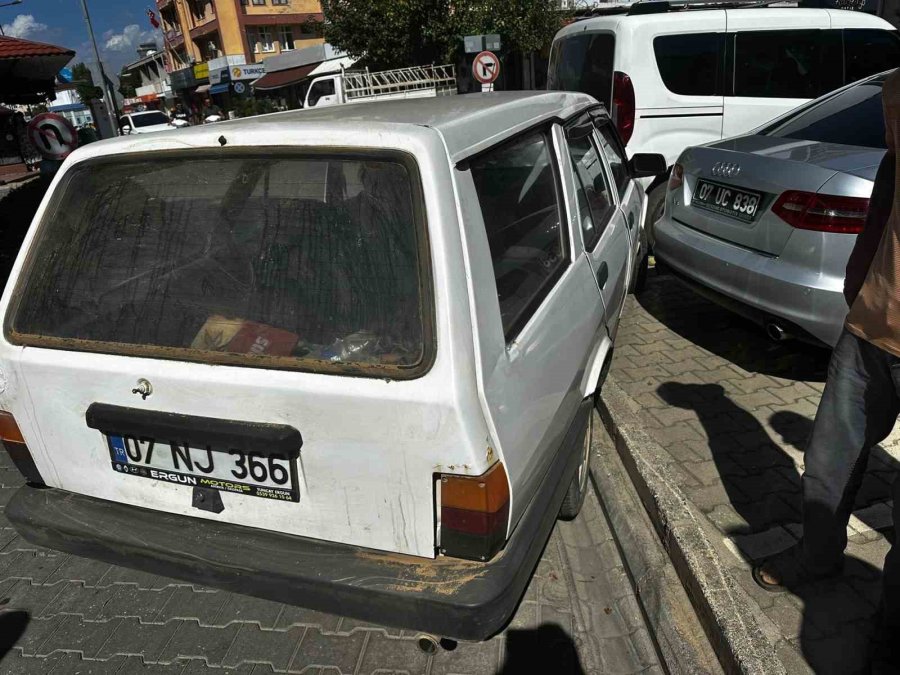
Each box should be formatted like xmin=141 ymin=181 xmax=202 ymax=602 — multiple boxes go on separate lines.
xmin=843 ymin=29 xmax=900 ymax=85
xmin=308 ymin=79 xmax=335 ymax=106
xmin=595 ymin=125 xmax=629 ymax=200
xmin=733 ymin=30 xmax=842 ymax=99
xmin=654 ymin=33 xmax=724 ymax=96
xmin=566 ymin=132 xmax=614 ymax=252
xmin=470 ymin=130 xmax=568 ymax=340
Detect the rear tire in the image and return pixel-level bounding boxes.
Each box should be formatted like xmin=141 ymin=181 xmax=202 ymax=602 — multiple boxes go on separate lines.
xmin=558 ymin=408 xmax=593 ymax=521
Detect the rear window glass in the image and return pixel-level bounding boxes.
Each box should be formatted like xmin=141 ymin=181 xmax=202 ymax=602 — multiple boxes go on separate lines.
xmin=10 ymin=153 xmax=431 ymax=377
xmin=734 ymin=30 xmax=842 ymax=99
xmin=131 ymin=112 xmax=170 ymax=127
xmin=654 ymin=34 xmax=723 ymax=96
xmin=765 ymin=79 xmax=887 ymax=149
xmin=548 ymin=32 xmax=615 ymax=109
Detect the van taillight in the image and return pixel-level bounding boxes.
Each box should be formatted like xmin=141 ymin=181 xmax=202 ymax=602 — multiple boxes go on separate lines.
xmin=439 ymin=462 xmax=509 ymax=561
xmin=0 ymin=411 xmax=44 ymax=485
xmin=772 ymin=191 xmax=869 ymax=234
xmin=612 ymin=72 xmax=635 ymax=146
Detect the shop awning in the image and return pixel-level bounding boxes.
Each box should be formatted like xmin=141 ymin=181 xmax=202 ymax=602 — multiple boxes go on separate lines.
xmin=251 ymin=63 xmax=318 ymax=91
xmin=209 ymin=83 xmax=229 ymax=95
xmin=195 ymin=84 xmax=211 ymax=94
xmin=0 ymin=35 xmax=75 ymax=104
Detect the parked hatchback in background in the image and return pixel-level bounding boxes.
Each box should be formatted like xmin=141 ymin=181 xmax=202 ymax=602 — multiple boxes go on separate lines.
xmin=0 ymin=92 xmax=662 ymax=641
xmin=548 ymin=4 xmax=899 ymax=241
xmin=654 ymin=71 xmax=892 ymax=348
xmin=119 ymin=110 xmax=182 ymax=134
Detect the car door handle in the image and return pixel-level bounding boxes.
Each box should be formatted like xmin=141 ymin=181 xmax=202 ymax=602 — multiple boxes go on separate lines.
xmin=597 ymin=262 xmax=609 ymax=289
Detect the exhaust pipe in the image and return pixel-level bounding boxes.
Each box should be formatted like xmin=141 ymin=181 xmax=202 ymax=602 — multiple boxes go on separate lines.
xmin=765 ymin=321 xmax=791 ymax=342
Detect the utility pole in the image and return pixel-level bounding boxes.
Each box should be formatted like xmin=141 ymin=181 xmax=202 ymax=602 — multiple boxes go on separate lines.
xmin=0 ymin=0 xmax=25 ymax=36
xmin=78 ymin=0 xmax=118 ymax=136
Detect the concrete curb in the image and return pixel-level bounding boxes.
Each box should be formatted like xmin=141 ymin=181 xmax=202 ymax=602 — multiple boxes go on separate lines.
xmin=590 ymin=408 xmax=723 ymax=675
xmin=0 ymin=172 xmax=38 ymax=187
xmin=597 ymin=379 xmax=786 ymax=675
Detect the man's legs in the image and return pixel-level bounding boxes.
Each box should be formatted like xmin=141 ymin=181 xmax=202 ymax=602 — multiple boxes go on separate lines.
xmin=755 ymin=329 xmax=900 ymax=589
xmin=801 ymin=330 xmax=900 ymax=575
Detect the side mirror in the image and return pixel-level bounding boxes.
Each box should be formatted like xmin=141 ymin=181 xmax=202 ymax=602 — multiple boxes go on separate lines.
xmin=629 ymin=153 xmax=667 ymax=178
xmin=121 ymin=125 xmax=132 ymax=135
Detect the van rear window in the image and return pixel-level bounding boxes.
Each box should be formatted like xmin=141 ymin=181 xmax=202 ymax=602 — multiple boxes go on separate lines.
xmin=9 ymin=152 xmax=432 ymax=377
xmin=548 ymin=32 xmax=615 ymax=109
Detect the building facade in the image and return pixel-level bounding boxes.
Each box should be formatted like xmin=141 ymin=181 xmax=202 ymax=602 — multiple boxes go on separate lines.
xmin=157 ymin=0 xmax=324 ymax=72
xmin=122 ymin=43 xmax=173 ymax=110
xmin=47 ymin=86 xmax=94 ymax=128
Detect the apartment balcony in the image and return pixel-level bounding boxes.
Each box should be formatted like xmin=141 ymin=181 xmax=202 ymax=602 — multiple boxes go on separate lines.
xmin=156 ymin=0 xmax=173 ymax=8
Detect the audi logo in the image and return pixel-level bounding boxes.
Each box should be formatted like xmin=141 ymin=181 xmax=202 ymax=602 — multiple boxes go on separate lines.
xmin=711 ymin=162 xmax=741 ymax=178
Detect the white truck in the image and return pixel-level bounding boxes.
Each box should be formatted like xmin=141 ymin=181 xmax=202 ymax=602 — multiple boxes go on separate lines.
xmin=303 ymin=63 xmax=457 ymax=108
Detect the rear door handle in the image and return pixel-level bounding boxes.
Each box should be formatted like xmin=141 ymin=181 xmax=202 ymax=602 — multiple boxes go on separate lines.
xmin=597 ymin=262 xmax=609 ymax=289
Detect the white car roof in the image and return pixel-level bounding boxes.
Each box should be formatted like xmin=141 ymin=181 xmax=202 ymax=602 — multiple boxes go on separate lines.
xmin=75 ymin=91 xmax=599 ymax=165
xmin=554 ymin=7 xmax=892 ymax=37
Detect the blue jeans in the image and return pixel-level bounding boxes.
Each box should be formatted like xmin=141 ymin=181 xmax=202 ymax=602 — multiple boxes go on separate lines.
xmin=801 ymin=328 xmax=900 ymax=575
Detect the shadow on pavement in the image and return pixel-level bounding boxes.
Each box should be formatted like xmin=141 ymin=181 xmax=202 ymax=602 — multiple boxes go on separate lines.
xmin=0 ymin=610 xmax=29 ymax=661
xmin=657 ymin=382 xmax=896 ymax=675
xmin=0 ymin=179 xmax=47 ymax=286
xmin=637 ymin=273 xmax=830 ymax=383
xmin=498 ymin=623 xmax=585 ymax=675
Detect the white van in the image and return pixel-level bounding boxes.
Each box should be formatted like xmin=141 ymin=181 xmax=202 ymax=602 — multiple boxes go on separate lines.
xmin=0 ymin=92 xmax=662 ymax=640
xmin=303 ymin=63 xmax=457 ymax=108
xmin=548 ymin=5 xmax=900 ymax=237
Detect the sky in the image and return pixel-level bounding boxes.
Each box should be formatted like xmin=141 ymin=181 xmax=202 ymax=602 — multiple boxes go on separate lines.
xmin=1 ymin=0 xmax=161 ymax=83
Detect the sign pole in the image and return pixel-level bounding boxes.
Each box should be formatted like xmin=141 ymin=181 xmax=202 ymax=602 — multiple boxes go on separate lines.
xmin=78 ymin=0 xmax=119 ymax=137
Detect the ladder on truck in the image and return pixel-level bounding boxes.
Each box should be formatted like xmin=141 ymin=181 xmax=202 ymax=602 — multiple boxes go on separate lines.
xmin=342 ymin=64 xmax=457 ymax=102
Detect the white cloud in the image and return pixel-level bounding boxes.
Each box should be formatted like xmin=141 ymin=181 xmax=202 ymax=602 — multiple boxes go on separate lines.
xmin=1 ymin=14 xmax=48 ymax=39
xmin=103 ymin=24 xmax=155 ymax=52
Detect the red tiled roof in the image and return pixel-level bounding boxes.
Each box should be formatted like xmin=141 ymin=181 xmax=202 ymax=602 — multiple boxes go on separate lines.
xmin=0 ymin=35 xmax=75 ymax=60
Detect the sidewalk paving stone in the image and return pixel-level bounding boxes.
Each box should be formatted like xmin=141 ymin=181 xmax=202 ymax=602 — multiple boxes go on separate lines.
xmin=608 ymin=274 xmax=899 ymax=674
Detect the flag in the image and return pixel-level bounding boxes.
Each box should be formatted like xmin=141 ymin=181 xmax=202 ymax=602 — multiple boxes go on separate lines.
xmin=147 ymin=9 xmax=160 ymax=29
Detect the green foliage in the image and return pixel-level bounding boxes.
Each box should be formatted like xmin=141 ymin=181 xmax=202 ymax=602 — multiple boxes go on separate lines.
xmin=319 ymin=0 xmax=563 ymax=70
xmin=71 ymin=63 xmax=103 ymax=104
xmin=233 ymin=97 xmax=277 ymax=119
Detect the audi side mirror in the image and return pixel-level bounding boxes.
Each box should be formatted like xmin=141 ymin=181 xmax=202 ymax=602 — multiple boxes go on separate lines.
xmin=629 ymin=153 xmax=666 ymax=178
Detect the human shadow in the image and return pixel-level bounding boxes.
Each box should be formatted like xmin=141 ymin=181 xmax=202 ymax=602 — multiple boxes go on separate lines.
xmin=0 ymin=179 xmax=47 ymax=285
xmin=657 ymin=382 xmax=898 ymax=674
xmin=0 ymin=610 xmax=29 ymax=662
xmin=498 ymin=623 xmax=585 ymax=675
xmin=638 ymin=274 xmax=830 ymax=382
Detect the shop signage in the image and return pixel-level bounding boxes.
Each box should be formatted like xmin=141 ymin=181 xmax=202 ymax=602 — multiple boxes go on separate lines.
xmin=210 ymin=67 xmax=231 ymax=85
xmin=193 ymin=61 xmax=209 ymax=81
xmin=170 ymin=67 xmax=196 ymax=90
xmin=231 ymin=64 xmax=266 ymax=80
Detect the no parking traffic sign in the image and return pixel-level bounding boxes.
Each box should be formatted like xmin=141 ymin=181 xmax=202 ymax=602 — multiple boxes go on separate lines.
xmin=472 ymin=50 xmax=500 ymax=85
xmin=27 ymin=113 xmax=78 ymax=161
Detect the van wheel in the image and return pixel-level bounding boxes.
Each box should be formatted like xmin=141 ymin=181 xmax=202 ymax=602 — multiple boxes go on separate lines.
xmin=558 ymin=409 xmax=593 ymax=521
xmin=630 ymin=251 xmax=649 ymax=295
xmin=645 ymin=183 xmax=667 ymax=249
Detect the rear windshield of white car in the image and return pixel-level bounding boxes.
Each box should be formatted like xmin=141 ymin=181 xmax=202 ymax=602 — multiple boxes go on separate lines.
xmin=131 ymin=112 xmax=170 ymax=127
xmin=765 ymin=78 xmax=887 ymax=150
xmin=8 ymin=151 xmax=433 ymax=378
xmin=548 ymin=32 xmax=614 ymax=109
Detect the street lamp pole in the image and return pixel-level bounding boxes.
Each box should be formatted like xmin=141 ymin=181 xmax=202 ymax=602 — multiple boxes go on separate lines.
xmin=0 ymin=0 xmax=25 ymax=36
xmin=77 ymin=0 xmax=119 ymax=136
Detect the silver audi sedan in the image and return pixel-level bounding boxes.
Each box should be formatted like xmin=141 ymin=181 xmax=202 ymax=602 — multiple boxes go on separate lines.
xmin=654 ymin=71 xmax=890 ymax=348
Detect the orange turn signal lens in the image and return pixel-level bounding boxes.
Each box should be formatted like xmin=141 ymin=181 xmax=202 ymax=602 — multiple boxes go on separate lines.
xmin=0 ymin=411 xmax=25 ymax=444
xmin=440 ymin=462 xmax=509 ymax=513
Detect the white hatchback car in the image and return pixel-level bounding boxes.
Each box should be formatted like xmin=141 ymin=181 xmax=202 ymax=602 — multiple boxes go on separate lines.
xmin=0 ymin=93 xmax=662 ymax=640
xmin=119 ymin=110 xmax=179 ymax=134
xmin=548 ymin=5 xmax=899 ymax=237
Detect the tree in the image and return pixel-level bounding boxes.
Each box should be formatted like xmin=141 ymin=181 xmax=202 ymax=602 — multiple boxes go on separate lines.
xmin=118 ymin=68 xmax=137 ymax=99
xmin=72 ymin=63 xmax=103 ymax=105
xmin=319 ymin=0 xmax=563 ymax=70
